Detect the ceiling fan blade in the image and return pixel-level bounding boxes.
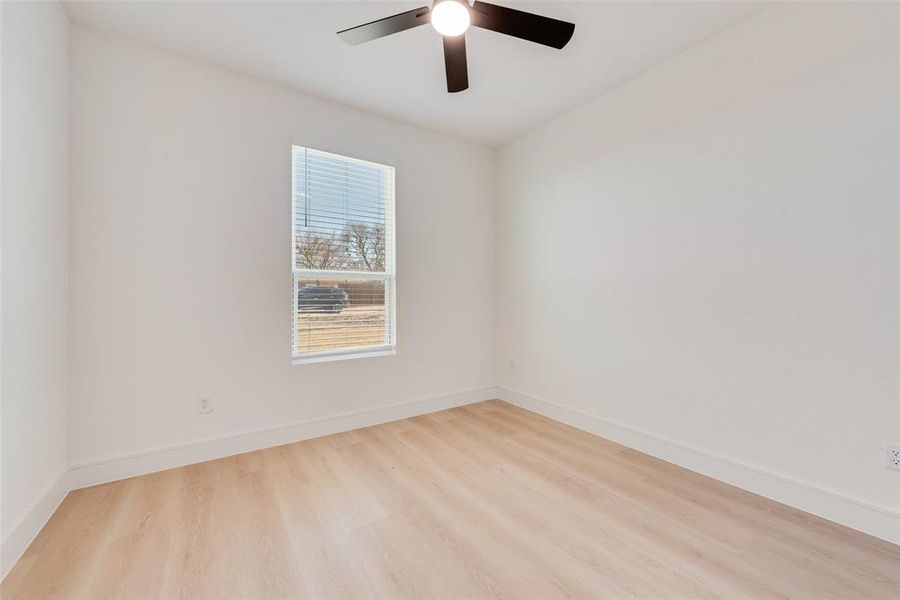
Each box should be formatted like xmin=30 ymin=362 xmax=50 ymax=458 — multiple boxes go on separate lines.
xmin=337 ymin=6 xmax=431 ymax=45
xmin=443 ymin=35 xmax=469 ymax=93
xmin=470 ymin=1 xmax=574 ymax=49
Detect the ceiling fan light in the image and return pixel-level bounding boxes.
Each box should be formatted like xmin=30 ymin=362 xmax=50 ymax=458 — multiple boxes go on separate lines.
xmin=431 ymin=0 xmax=470 ymax=37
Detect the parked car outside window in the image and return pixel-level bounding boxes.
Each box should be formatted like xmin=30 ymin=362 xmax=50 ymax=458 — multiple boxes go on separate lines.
xmin=296 ymin=286 xmax=350 ymax=313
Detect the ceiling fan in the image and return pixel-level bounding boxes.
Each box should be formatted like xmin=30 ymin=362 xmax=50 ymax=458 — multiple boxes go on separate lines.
xmin=337 ymin=0 xmax=575 ymax=93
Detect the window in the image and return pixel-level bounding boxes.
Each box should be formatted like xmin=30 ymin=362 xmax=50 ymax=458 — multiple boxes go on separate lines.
xmin=291 ymin=146 xmax=396 ymax=364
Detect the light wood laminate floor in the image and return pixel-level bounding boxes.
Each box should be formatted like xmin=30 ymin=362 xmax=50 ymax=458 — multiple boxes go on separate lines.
xmin=3 ymin=400 xmax=899 ymax=599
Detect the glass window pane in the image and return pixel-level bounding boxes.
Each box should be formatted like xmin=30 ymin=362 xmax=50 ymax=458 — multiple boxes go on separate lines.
xmin=294 ymin=277 xmax=388 ymax=354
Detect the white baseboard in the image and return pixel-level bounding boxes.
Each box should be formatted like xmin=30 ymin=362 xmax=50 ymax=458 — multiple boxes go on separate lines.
xmin=1 ymin=469 xmax=69 ymax=581
xmin=497 ymin=387 xmax=900 ymax=546
xmin=68 ymin=386 xmax=498 ymax=491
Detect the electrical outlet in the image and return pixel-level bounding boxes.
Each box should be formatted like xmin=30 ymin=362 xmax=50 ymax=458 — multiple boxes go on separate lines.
xmin=197 ymin=395 xmax=213 ymax=414
xmin=886 ymin=443 xmax=900 ymax=471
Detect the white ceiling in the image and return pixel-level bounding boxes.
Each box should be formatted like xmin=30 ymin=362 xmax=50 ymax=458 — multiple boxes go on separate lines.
xmin=64 ymin=1 xmax=765 ymax=146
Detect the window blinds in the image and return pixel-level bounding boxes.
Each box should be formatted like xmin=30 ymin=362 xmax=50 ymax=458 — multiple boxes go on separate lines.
xmin=291 ymin=146 xmax=396 ymax=362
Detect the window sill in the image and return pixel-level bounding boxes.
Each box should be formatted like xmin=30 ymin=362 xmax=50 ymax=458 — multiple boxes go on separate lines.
xmin=292 ymin=345 xmax=396 ymax=365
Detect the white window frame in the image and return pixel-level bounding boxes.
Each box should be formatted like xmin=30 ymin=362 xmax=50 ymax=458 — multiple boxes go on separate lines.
xmin=291 ymin=146 xmax=397 ymax=365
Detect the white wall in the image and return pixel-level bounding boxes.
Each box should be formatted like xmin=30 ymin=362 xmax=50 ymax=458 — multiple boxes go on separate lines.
xmin=68 ymin=26 xmax=495 ymax=467
xmin=1 ymin=0 xmax=69 ymax=568
xmin=497 ymin=3 xmax=899 ymax=539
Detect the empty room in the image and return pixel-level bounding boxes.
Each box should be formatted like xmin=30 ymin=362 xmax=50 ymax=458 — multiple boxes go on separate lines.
xmin=2 ymin=0 xmax=899 ymax=598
